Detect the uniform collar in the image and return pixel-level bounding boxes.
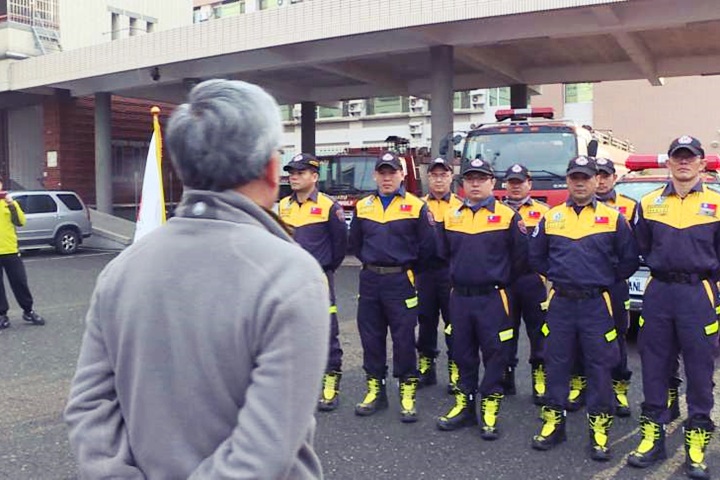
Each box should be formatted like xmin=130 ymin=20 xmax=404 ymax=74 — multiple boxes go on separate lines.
xmin=462 ymin=195 xmax=496 ymax=213
xmin=504 ymin=195 xmax=533 ymax=209
xmin=661 ymin=180 xmax=704 ymax=197
xmin=428 ymin=191 xmax=451 ymax=202
xmin=565 ymin=197 xmax=598 ymax=210
xmin=291 ymin=188 xmax=319 ymax=204
xmin=376 ymin=186 xmax=406 ymax=198
xmin=595 ymin=190 xmax=617 ymax=203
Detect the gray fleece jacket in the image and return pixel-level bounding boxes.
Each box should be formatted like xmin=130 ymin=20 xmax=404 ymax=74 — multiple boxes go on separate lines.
xmin=65 ymin=189 xmax=330 ymax=479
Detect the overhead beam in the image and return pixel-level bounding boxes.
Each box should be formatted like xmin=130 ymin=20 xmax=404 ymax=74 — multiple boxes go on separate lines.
xmin=455 ymin=47 xmax=525 ymax=85
xmin=592 ymin=5 xmax=663 ymax=86
xmin=314 ymin=61 xmax=417 ymax=97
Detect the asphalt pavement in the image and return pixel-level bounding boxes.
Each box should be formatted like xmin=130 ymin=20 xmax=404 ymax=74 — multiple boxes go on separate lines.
xmin=0 ymin=250 xmax=714 ymax=479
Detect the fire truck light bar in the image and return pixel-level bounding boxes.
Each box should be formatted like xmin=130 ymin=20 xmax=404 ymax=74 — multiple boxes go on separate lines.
xmin=494 ymin=107 xmax=555 ymax=121
xmin=626 ymin=154 xmax=720 ymax=171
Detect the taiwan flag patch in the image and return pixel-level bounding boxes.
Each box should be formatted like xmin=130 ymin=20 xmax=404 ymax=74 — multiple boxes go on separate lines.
xmin=487 ymin=215 xmax=501 ymax=223
xmin=400 ymin=204 xmax=413 ymax=212
xmin=528 ymin=210 xmax=541 ymax=219
xmin=595 ymin=216 xmax=609 ymax=224
xmin=617 ymin=206 xmax=627 ymax=215
xmin=310 ymin=207 xmax=323 ymax=215
xmin=700 ymin=203 xmax=717 ymax=217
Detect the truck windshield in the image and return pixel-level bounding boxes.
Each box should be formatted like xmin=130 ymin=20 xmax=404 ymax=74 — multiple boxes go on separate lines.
xmin=320 ymin=156 xmax=377 ymax=193
xmin=464 ymin=132 xmax=578 ymax=178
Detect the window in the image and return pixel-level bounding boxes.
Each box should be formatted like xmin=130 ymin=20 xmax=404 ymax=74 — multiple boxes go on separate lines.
xmin=112 ymin=141 xmax=150 ymax=181
xmin=146 ymin=21 xmax=154 ymax=33
xmin=15 ymin=194 xmax=57 ymax=214
xmin=259 ymin=0 xmax=277 ymax=9
xmin=565 ymin=83 xmax=594 ymax=103
xmin=454 ymin=91 xmax=471 ymax=110
xmin=487 ymin=87 xmax=510 ymax=107
xmin=369 ymin=96 xmax=404 ymax=115
xmin=129 ymin=17 xmax=137 ymax=36
xmin=279 ymin=105 xmax=293 ymax=121
xmin=57 ymin=194 xmax=83 ymax=211
xmin=317 ymin=105 xmax=342 ymax=119
xmin=111 ymin=12 xmax=120 ymax=40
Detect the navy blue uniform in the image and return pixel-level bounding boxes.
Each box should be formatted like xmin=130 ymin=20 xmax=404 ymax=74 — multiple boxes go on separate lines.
xmin=634 ymin=182 xmax=720 ymax=425
xmin=439 ymin=198 xmax=528 ymax=396
xmin=349 ymin=188 xmax=436 ymax=380
xmin=530 ymin=199 xmax=639 ymax=414
xmin=279 ymin=189 xmax=347 ymax=371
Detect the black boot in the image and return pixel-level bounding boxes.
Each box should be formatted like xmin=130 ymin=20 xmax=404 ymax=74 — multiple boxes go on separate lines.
xmin=447 ymin=360 xmax=459 ymax=394
xmin=588 ymin=412 xmax=614 ymax=461
xmin=318 ymin=371 xmax=342 ymax=412
xmin=480 ymin=393 xmax=503 ymax=440
xmin=437 ymin=390 xmax=478 ymax=431
xmin=0 ymin=314 xmax=9 ymax=330
xmin=531 ymin=364 xmax=546 ymax=406
xmin=684 ymin=416 xmax=714 ymax=480
xmin=566 ymin=375 xmax=587 ymax=412
xmin=613 ymin=379 xmax=631 ymax=418
xmin=355 ymin=376 xmax=388 ymax=416
xmin=532 ymin=406 xmax=567 ymax=451
xmin=399 ymin=377 xmax=419 ymax=423
xmin=501 ymin=366 xmax=516 ymax=396
xmin=627 ymin=415 xmax=667 ymax=468
xmin=668 ymin=377 xmax=682 ymax=422
xmin=417 ymin=355 xmax=437 ymax=388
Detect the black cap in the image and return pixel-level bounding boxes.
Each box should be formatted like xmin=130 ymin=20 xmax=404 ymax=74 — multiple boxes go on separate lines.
xmin=668 ymin=135 xmax=705 ymax=159
xmin=595 ymin=157 xmax=616 ymax=174
xmin=283 ymin=153 xmax=320 ymax=172
xmin=461 ymin=157 xmax=494 ymax=176
xmin=375 ymin=152 xmax=403 ymax=171
xmin=504 ymin=163 xmax=531 ymax=181
xmin=566 ymin=156 xmax=598 ymax=176
xmin=428 ymin=157 xmax=453 ymax=172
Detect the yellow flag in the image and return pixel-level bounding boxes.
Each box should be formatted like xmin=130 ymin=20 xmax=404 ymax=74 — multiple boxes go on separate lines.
xmin=133 ymin=106 xmax=166 ymax=242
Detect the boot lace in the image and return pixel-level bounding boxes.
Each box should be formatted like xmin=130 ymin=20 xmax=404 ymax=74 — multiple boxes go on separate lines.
xmin=322 ymin=372 xmax=340 ymax=400
xmin=667 ymin=387 xmax=678 ymax=408
xmin=589 ymin=413 xmax=613 ymax=448
xmin=569 ymin=376 xmax=587 ymax=401
xmin=539 ymin=407 xmax=563 ymax=438
xmin=685 ymin=427 xmax=712 ymax=465
xmin=482 ymin=394 xmax=502 ymax=428
xmin=533 ymin=365 xmax=546 ymax=396
xmin=636 ymin=416 xmax=662 ymax=454
xmin=444 ymin=390 xmax=469 ymax=419
xmin=418 ymin=356 xmax=432 ymax=374
xmin=613 ymin=380 xmax=629 ymax=407
xmin=400 ymin=379 xmax=417 ymax=411
xmin=361 ymin=377 xmax=382 ymax=405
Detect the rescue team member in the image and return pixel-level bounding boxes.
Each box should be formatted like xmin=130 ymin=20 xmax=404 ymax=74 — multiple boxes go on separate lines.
xmin=349 ymin=152 xmax=436 ymax=423
xmin=594 ymin=157 xmax=637 ymax=417
xmin=417 ymin=157 xmax=463 ymax=392
xmin=628 ymin=136 xmax=720 ymax=479
xmin=278 ymin=153 xmax=348 ymax=412
xmin=501 ymin=163 xmax=549 ymax=404
xmin=436 ymin=157 xmax=528 ymax=440
xmin=529 ymin=156 xmax=639 ymax=461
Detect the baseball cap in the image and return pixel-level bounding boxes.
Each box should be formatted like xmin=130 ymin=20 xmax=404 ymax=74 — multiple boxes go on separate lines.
xmin=566 ymin=156 xmax=598 ymax=176
xmin=428 ymin=157 xmax=453 ymax=172
xmin=504 ymin=163 xmax=531 ymax=181
xmin=461 ymin=157 xmax=494 ymax=176
xmin=595 ymin=157 xmax=616 ymax=174
xmin=668 ymin=135 xmax=705 ymax=159
xmin=283 ymin=153 xmax=320 ymax=172
xmin=375 ymin=152 xmax=403 ymax=171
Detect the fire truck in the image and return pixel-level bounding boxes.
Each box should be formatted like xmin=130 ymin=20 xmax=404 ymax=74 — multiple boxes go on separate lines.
xmin=317 ymin=136 xmax=422 ymax=225
xmin=461 ymin=107 xmax=634 ymax=206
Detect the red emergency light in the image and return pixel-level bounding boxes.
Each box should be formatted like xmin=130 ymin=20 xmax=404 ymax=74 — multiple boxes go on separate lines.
xmin=494 ymin=107 xmax=555 ymax=122
xmin=625 ymin=154 xmax=720 ymax=172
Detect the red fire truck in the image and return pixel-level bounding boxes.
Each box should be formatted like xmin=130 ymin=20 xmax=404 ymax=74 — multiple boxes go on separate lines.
xmin=317 ymin=136 xmax=422 ymax=225
xmin=461 ymin=107 xmax=634 ymax=206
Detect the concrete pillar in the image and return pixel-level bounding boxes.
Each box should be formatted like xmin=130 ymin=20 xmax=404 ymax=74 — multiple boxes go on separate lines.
xmin=510 ymin=84 xmax=529 ymax=109
xmin=430 ymin=45 xmax=454 ymax=160
xmin=94 ymin=92 xmax=113 ymax=214
xmin=300 ymin=101 xmax=316 ymax=155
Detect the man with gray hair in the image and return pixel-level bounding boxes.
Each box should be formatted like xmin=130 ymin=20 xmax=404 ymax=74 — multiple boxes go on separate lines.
xmin=65 ymin=79 xmax=330 ymax=479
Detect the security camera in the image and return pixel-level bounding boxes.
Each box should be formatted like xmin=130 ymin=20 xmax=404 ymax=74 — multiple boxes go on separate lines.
xmin=151 ymin=67 xmax=161 ymax=82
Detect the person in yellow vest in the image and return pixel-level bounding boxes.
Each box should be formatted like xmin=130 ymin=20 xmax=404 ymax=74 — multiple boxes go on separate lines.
xmin=501 ymin=164 xmax=550 ymax=403
xmin=0 ymin=180 xmax=45 ymax=330
xmin=417 ymin=157 xmax=463 ymax=393
xmin=278 ymin=153 xmax=348 ymax=412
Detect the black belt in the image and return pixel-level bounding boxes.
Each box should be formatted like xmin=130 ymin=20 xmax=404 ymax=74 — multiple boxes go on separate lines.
xmin=363 ymin=264 xmax=406 ymax=275
xmin=553 ymin=285 xmax=607 ymax=299
xmin=454 ymin=284 xmax=502 ymax=297
xmin=651 ymin=271 xmax=711 ymax=285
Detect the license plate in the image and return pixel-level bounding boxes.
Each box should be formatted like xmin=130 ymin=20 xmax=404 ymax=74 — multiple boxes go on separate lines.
xmin=628 ymin=270 xmax=650 ymax=295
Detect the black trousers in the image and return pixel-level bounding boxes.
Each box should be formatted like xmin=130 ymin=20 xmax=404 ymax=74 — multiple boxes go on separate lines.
xmin=0 ymin=253 xmax=33 ymax=314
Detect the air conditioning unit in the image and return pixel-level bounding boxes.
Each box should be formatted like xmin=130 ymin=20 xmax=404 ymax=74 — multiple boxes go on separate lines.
xmin=408 ymin=121 xmax=423 ymax=136
xmin=409 ymin=96 xmax=425 ymax=112
xmin=292 ymin=104 xmax=301 ymax=120
xmin=347 ymin=100 xmax=365 ymax=116
xmin=470 ymin=89 xmax=485 ymax=109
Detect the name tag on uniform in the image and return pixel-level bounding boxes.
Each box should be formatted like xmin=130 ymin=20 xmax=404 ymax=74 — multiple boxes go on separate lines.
xmin=400 ymin=204 xmax=413 ymax=212
xmin=595 ymin=216 xmax=609 ymax=224
xmin=487 ymin=215 xmax=501 ymax=223
xmin=699 ymin=203 xmax=717 ymax=217
xmin=310 ymin=207 xmax=323 ymax=215
xmin=528 ymin=211 xmax=541 ymax=219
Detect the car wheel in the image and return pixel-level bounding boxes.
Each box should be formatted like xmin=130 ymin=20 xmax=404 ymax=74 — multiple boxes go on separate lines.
xmin=54 ymin=228 xmax=79 ymax=255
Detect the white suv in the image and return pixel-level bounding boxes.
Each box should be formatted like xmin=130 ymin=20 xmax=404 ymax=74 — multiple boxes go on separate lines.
xmin=10 ymin=191 xmax=92 ymax=255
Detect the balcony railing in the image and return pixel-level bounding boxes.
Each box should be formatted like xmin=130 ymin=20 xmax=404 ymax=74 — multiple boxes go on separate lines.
xmin=1 ymin=0 xmax=59 ymax=30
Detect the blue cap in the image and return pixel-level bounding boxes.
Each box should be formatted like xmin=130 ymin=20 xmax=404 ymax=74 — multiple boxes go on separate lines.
xmin=283 ymin=153 xmax=320 ymax=172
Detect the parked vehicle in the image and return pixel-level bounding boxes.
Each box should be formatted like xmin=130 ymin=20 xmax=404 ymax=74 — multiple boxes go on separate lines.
xmin=10 ymin=190 xmax=92 ymax=255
